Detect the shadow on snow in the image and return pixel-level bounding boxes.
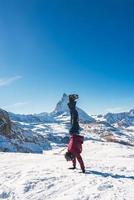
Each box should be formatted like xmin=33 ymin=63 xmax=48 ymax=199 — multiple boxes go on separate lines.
xmin=85 ymin=169 xmax=134 ymax=180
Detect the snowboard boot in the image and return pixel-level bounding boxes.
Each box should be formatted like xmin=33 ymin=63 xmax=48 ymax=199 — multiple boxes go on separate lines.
xmin=68 ymin=166 xmax=76 ymax=170
xmin=82 ymin=168 xmax=85 ymax=173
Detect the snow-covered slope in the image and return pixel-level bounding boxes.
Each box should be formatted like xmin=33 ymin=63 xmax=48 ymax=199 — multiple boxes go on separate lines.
xmin=0 ymin=140 xmax=134 ymax=200
xmin=34 ymin=112 xmax=55 ymax=123
xmin=0 ymin=122 xmax=52 ymax=153
xmin=9 ymin=112 xmax=54 ymax=123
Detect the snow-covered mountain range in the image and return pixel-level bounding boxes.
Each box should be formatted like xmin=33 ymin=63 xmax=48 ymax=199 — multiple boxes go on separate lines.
xmin=9 ymin=93 xmax=134 ymax=128
xmin=9 ymin=94 xmax=95 ymax=123
xmin=104 ymin=109 xmax=134 ymax=127
xmin=0 ymin=94 xmax=95 ymax=153
xmin=0 ymin=93 xmax=134 ymax=154
xmin=0 ymin=108 xmax=51 ymax=153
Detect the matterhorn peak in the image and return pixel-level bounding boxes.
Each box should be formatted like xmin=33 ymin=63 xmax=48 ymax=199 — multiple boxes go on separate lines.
xmin=51 ymin=94 xmax=95 ymax=123
xmin=52 ymin=93 xmax=69 ymax=115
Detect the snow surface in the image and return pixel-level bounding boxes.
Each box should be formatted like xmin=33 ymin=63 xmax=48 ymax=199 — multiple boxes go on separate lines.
xmin=0 ymin=139 xmax=134 ymax=200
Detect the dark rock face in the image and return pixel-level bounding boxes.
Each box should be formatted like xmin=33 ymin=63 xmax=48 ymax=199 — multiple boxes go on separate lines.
xmin=0 ymin=109 xmax=11 ymax=137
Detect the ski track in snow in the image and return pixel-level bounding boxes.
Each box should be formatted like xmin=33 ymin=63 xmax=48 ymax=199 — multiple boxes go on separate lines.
xmin=0 ymin=140 xmax=134 ymax=200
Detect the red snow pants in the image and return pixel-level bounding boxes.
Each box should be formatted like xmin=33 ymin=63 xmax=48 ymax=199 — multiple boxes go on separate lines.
xmin=68 ymin=135 xmax=85 ymax=170
xmin=72 ymin=153 xmax=85 ymax=170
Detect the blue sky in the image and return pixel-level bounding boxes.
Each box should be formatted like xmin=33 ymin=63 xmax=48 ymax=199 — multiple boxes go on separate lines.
xmin=0 ymin=0 xmax=134 ymax=114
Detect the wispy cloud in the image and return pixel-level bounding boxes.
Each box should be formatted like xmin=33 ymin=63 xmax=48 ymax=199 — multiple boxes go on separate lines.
xmin=0 ymin=76 xmax=22 ymax=86
xmin=3 ymin=102 xmax=29 ymax=110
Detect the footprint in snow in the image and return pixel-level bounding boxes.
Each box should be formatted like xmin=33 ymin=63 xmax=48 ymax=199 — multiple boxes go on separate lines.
xmin=98 ymin=183 xmax=113 ymax=191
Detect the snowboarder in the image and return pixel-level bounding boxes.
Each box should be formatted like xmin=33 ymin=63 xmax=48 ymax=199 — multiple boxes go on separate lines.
xmin=65 ymin=94 xmax=85 ymax=173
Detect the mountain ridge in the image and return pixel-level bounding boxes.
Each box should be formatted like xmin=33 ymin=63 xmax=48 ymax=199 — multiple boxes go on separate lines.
xmin=9 ymin=93 xmax=95 ymax=123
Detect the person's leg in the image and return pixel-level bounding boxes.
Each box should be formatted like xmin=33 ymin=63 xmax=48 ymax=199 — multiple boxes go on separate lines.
xmin=72 ymin=156 xmax=76 ymax=168
xmin=76 ymin=153 xmax=85 ymax=172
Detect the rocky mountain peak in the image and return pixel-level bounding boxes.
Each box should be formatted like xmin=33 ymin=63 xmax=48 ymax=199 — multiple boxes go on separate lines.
xmin=52 ymin=93 xmax=69 ymax=115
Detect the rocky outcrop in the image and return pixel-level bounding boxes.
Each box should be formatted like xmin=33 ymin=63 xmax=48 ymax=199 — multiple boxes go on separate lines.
xmin=0 ymin=108 xmax=11 ymax=137
xmin=0 ymin=108 xmax=51 ymax=153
